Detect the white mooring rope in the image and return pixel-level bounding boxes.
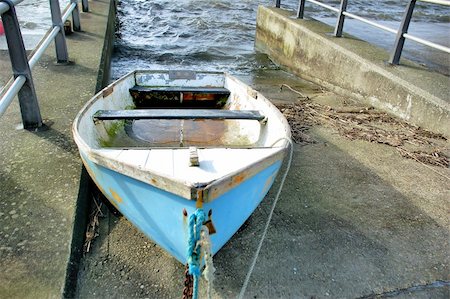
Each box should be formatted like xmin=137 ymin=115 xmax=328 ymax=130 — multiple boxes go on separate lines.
xmin=200 ymin=225 xmax=215 ymax=299
xmin=238 ymin=139 xmax=293 ymax=299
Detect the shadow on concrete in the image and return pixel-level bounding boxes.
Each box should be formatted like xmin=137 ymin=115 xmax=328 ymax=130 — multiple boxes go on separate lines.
xmin=214 ymin=137 xmax=449 ymax=298
xmin=74 ymin=131 xmax=450 ymax=298
xmin=32 ymin=123 xmax=79 ymax=157
xmin=66 ymin=31 xmax=103 ymax=42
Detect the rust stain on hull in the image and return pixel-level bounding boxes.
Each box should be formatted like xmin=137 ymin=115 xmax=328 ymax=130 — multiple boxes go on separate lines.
xmin=261 ymin=173 xmax=277 ymax=196
xmin=106 ymin=188 xmax=123 ymax=211
xmin=109 ymin=188 xmax=124 ymax=204
xmin=232 ymin=173 xmax=246 ymax=184
xmin=182 ymin=208 xmax=188 ymax=233
xmin=102 ymin=85 xmax=114 ymax=98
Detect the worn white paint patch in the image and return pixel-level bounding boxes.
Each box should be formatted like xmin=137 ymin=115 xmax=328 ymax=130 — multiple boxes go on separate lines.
xmin=405 ymin=94 xmax=412 ymax=121
xmin=135 ymin=71 xmax=225 ymax=88
xmin=369 ymin=96 xmax=409 ymax=120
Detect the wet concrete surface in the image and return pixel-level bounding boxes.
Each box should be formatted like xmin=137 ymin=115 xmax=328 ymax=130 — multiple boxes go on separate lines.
xmin=75 ymin=70 xmax=449 ymax=298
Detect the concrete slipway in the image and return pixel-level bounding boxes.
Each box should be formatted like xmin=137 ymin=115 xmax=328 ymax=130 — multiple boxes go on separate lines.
xmin=255 ymin=6 xmax=450 ymax=139
xmin=0 ymin=2 xmax=449 ymax=299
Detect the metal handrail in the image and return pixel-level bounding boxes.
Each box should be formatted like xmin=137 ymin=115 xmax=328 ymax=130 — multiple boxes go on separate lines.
xmin=341 ymin=11 xmax=397 ymax=34
xmin=0 ymin=76 xmax=26 ymax=117
xmin=277 ymin=0 xmax=450 ymax=65
xmin=0 ymin=0 xmax=88 ymax=129
xmin=0 ymin=0 xmax=23 ymax=15
xmin=421 ymin=0 xmax=450 ymax=5
xmin=303 ymin=0 xmax=338 ymax=13
xmin=403 ymin=33 xmax=450 ymax=53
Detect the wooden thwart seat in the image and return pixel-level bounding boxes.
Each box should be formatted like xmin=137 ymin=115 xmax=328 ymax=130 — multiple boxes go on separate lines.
xmin=93 ymin=109 xmax=265 ymax=121
xmin=129 ymin=86 xmax=231 ymax=95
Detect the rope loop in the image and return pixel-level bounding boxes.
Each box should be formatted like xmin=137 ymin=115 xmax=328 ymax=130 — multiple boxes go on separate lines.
xmin=187 ymin=208 xmax=206 ymax=299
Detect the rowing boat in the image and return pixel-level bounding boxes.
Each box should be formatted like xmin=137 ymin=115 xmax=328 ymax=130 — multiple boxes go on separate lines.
xmin=73 ymin=70 xmax=291 ymax=263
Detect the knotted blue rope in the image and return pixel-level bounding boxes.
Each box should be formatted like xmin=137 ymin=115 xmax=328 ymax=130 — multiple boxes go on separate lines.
xmin=187 ymin=208 xmax=206 ymax=299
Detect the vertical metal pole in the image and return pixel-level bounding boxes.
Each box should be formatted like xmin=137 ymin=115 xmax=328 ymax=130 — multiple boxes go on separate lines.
xmin=297 ymin=0 xmax=306 ymax=19
xmin=1 ymin=0 xmax=42 ymax=129
xmin=389 ymin=0 xmax=416 ymax=65
xmin=275 ymin=0 xmax=281 ymax=8
xmin=71 ymin=0 xmax=81 ymax=31
xmin=81 ymin=0 xmax=88 ymax=12
xmin=334 ymin=0 xmax=348 ymax=37
xmin=49 ymin=0 xmax=69 ymax=63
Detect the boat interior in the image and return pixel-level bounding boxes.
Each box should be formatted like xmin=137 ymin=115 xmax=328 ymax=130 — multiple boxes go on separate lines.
xmin=83 ymin=72 xmax=287 ymax=149
xmin=75 ymin=72 xmax=289 ymax=196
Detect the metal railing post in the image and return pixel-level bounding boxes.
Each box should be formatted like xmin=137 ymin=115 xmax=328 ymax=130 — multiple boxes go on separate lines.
xmin=390 ymin=0 xmax=416 ymax=64
xmin=275 ymin=0 xmax=281 ymax=8
xmin=71 ymin=0 xmax=81 ymax=31
xmin=334 ymin=0 xmax=348 ymax=37
xmin=297 ymin=0 xmax=306 ymax=18
xmin=49 ymin=0 xmax=69 ymax=63
xmin=82 ymin=0 xmax=88 ymax=12
xmin=0 ymin=0 xmax=42 ymax=129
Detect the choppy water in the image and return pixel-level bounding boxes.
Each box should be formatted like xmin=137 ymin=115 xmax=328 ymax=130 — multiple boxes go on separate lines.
xmin=4 ymin=0 xmax=70 ymax=35
xmin=1 ymin=1 xmax=448 ymax=74
xmin=112 ymin=0 xmax=276 ymax=77
xmin=112 ymin=0 xmax=450 ymax=78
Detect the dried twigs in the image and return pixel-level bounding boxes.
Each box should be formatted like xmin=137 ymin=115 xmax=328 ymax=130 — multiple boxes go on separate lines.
xmin=84 ymin=192 xmax=104 ymax=253
xmin=280 ymin=84 xmax=309 ymax=100
xmin=277 ymin=100 xmax=449 ymax=170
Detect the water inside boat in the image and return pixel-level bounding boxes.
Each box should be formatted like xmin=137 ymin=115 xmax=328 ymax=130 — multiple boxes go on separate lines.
xmin=99 ymin=85 xmax=261 ymax=148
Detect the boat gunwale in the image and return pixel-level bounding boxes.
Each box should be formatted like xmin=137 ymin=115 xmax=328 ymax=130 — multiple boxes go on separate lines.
xmin=84 ymin=145 xmax=286 ymax=202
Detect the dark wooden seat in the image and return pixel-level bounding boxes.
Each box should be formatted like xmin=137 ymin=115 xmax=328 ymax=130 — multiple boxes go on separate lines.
xmin=129 ymin=86 xmax=230 ymax=95
xmin=129 ymin=86 xmax=231 ymax=109
xmin=93 ymin=109 xmax=265 ymax=121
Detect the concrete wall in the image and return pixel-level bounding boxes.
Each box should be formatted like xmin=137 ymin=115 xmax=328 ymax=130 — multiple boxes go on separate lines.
xmin=255 ymin=6 xmax=450 ymax=137
xmin=95 ymin=0 xmax=117 ymax=93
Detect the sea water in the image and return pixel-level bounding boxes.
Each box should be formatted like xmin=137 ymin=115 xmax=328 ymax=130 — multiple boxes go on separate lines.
xmin=112 ymin=0 xmax=450 ymax=77
xmin=1 ymin=0 xmax=448 ymax=73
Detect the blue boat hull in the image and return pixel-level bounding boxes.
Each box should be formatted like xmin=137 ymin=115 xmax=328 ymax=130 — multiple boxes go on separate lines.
xmin=81 ymin=151 xmax=282 ymax=264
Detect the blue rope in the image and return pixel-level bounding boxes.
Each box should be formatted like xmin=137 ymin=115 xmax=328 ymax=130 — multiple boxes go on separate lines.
xmin=187 ymin=208 xmax=206 ymax=299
